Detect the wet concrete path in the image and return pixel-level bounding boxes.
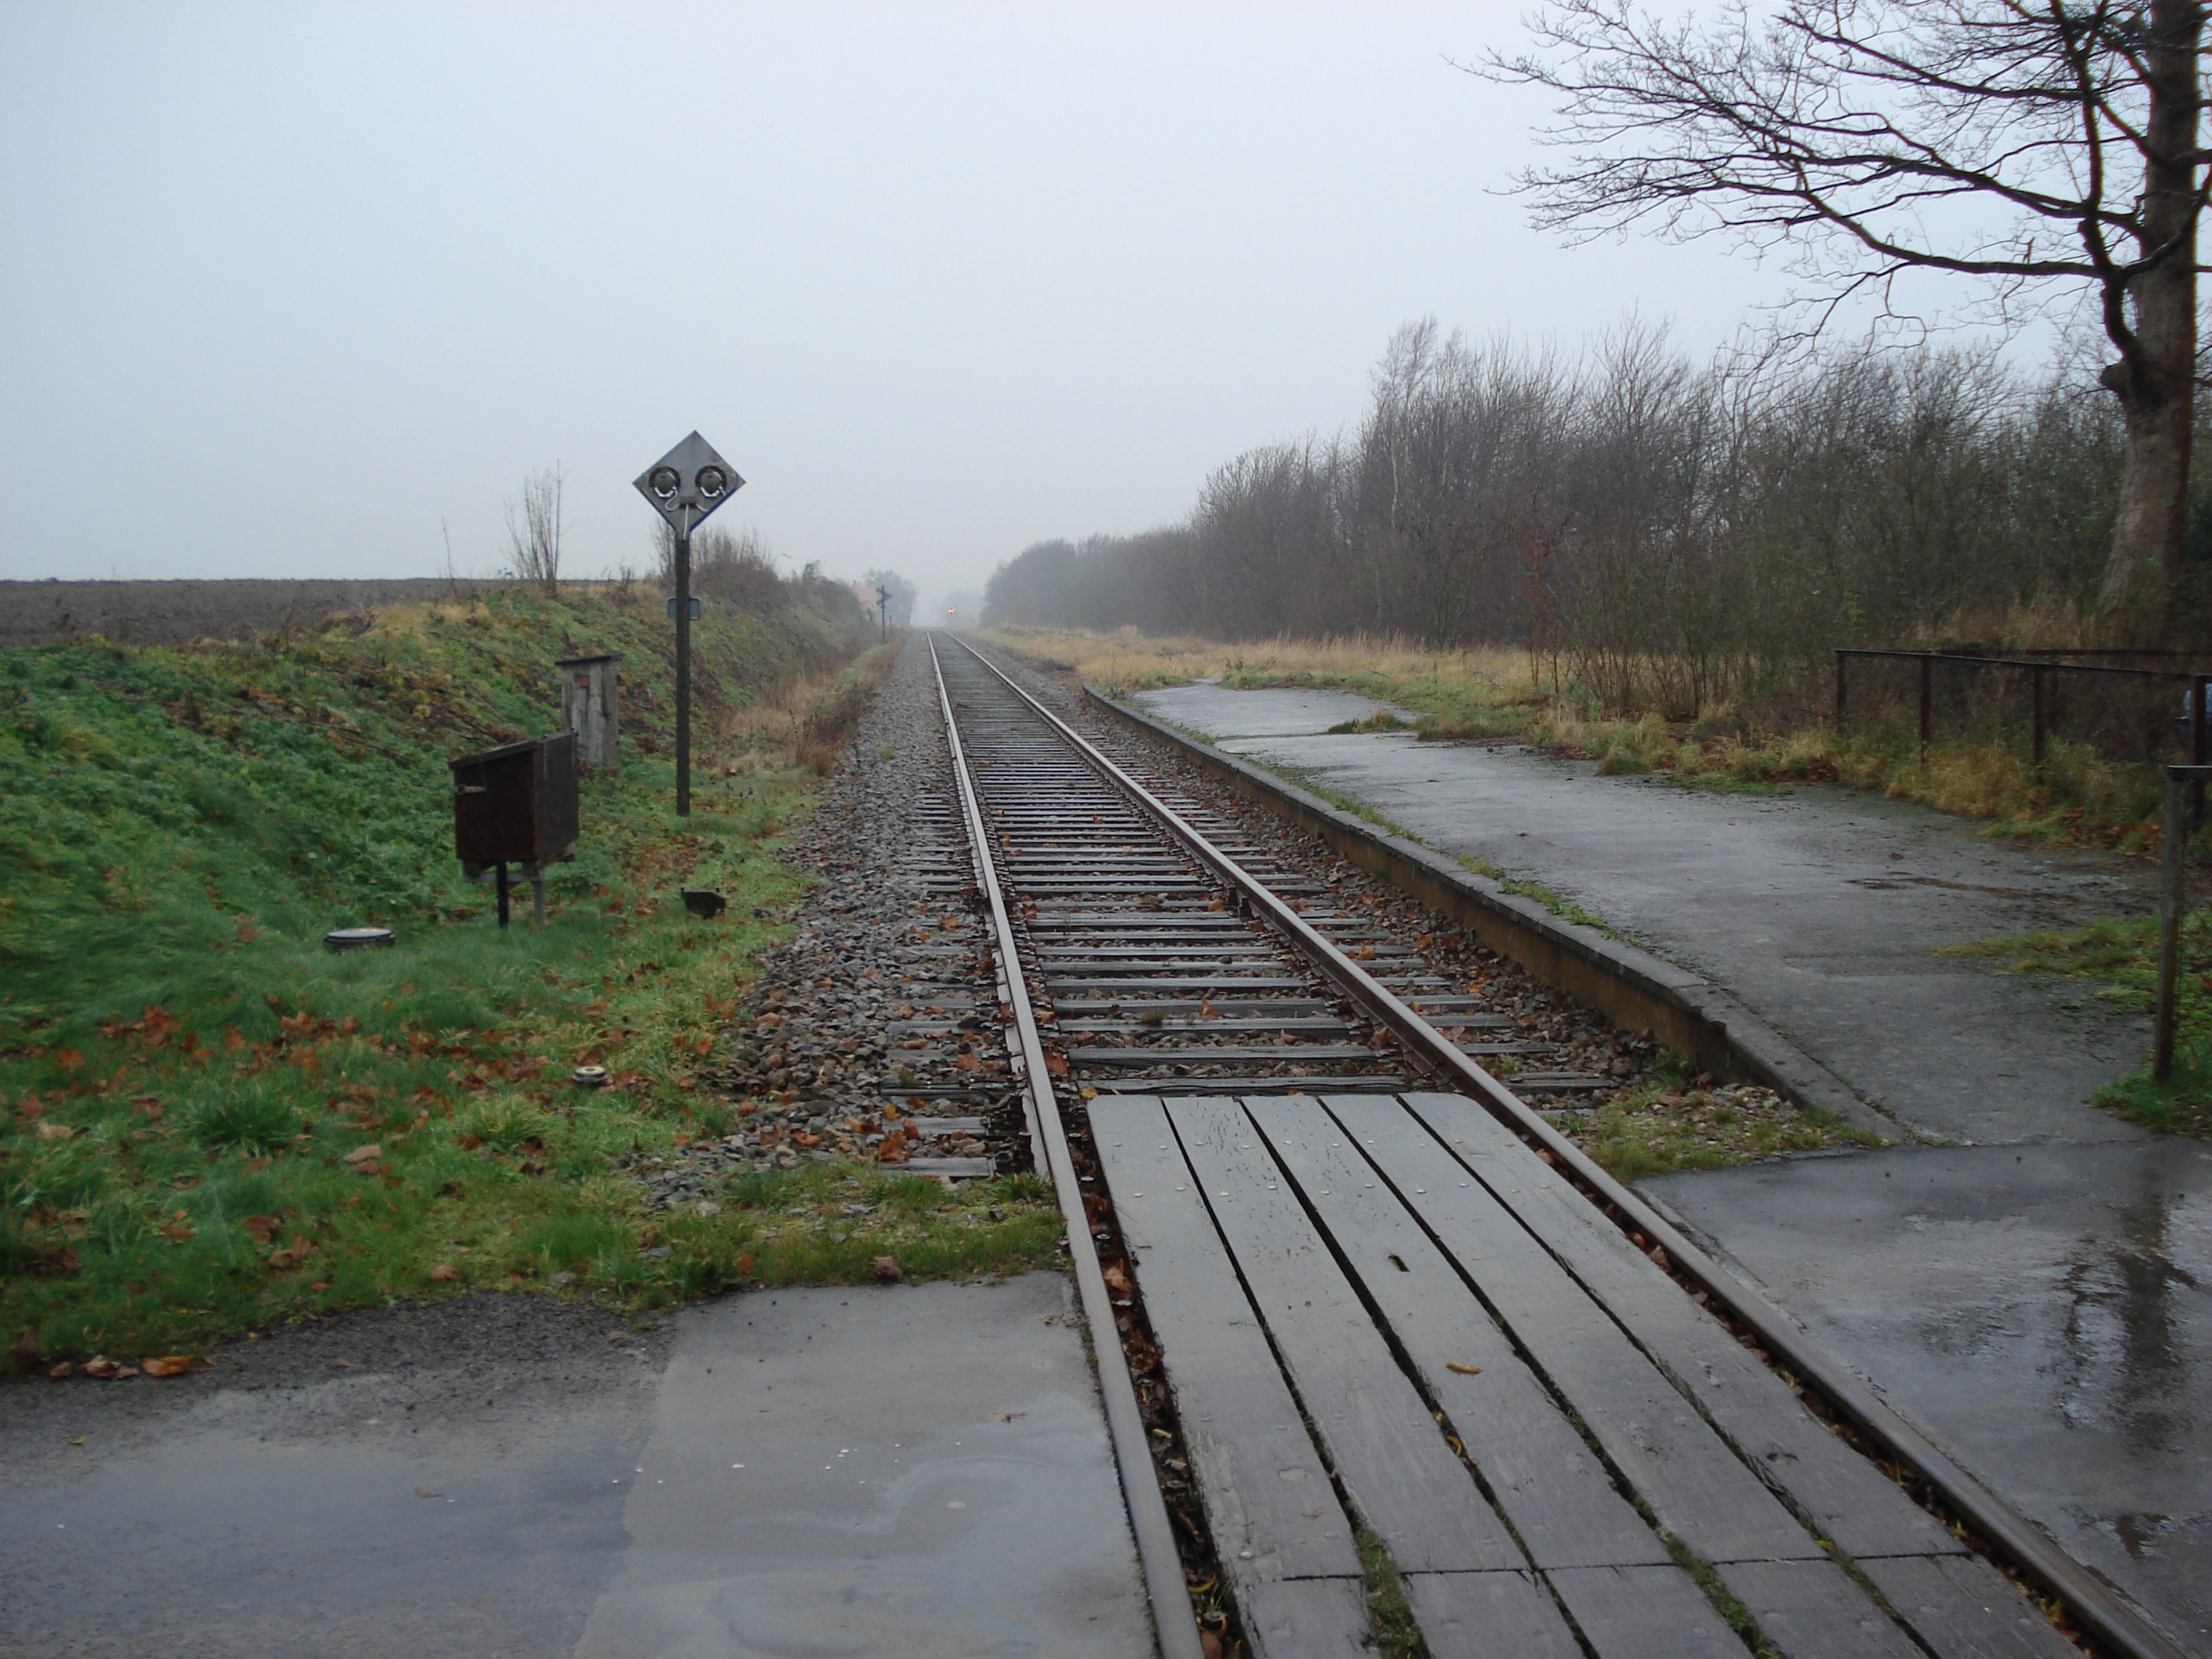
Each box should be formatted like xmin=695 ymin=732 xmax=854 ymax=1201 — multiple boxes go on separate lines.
xmin=1647 ymin=1145 xmax=2212 ymax=1649
xmin=1134 ymin=682 xmax=2208 ymax=1649
xmin=0 ymin=1277 xmax=1148 ymax=1657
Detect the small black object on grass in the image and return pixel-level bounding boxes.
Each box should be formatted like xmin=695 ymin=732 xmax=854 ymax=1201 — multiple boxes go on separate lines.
xmin=681 ymin=889 xmax=727 ymax=919
xmin=324 ymin=927 xmax=396 ymax=953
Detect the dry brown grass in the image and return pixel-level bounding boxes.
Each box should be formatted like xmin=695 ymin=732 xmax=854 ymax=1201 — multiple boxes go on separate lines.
xmin=976 ymin=625 xmax=1540 ymax=706
xmin=713 ymin=638 xmax=905 ymax=776
xmin=985 ymin=625 xmax=2169 ymax=851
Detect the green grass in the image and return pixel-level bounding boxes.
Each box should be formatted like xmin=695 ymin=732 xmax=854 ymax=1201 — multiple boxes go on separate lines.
xmin=1938 ymin=911 xmax=2212 ymax=1137
xmin=1 ymin=590 xmax=1060 ymax=1370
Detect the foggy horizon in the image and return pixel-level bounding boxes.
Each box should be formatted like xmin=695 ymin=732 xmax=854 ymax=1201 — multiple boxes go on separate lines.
xmin=5 ymin=2 xmax=1936 ymax=610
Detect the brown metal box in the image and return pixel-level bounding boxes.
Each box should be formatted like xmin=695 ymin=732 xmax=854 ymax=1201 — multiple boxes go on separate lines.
xmin=450 ymin=731 xmax=579 ymax=867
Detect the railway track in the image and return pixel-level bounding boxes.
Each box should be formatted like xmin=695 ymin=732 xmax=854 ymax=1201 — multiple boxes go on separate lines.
xmin=926 ymin=634 xmax=2188 ymax=1659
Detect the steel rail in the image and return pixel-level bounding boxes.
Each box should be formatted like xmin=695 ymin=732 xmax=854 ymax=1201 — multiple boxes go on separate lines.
xmin=926 ymin=635 xmax=1205 ymax=1659
xmin=949 ymin=634 xmax=2189 ymax=1659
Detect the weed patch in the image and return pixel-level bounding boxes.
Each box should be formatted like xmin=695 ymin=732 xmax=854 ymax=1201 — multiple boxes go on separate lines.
xmin=1559 ymin=1075 xmax=1862 ymax=1182
xmin=1939 ymin=910 xmax=2211 ymax=1137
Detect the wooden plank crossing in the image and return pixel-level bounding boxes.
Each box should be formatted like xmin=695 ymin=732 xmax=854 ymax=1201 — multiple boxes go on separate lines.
xmin=1089 ymin=1093 xmax=2072 ymax=1659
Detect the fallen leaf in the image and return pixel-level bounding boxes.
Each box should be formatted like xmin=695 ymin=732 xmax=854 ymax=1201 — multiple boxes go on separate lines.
xmin=870 ymin=1255 xmax=903 ymax=1283
xmin=140 ymin=1356 xmax=192 ymax=1378
xmin=53 ymin=1049 xmax=85 ymax=1075
xmin=48 ymin=1362 xmax=74 ymax=1379
xmin=82 ymin=1357 xmax=138 ymax=1380
xmin=266 ymin=1234 xmax=318 ymax=1271
xmin=992 ymin=1410 xmax=1027 ymax=1422
xmin=428 ymin=1263 xmax=459 ymax=1282
xmin=159 ymin=1221 xmax=192 ymax=1243
xmin=414 ymin=1487 xmax=442 ymax=1499
xmin=241 ymin=1214 xmax=279 ymax=1244
xmin=35 ymin=1122 xmax=79 ymax=1141
xmin=65 ymin=1434 xmax=85 ymax=1445
xmin=1102 ymin=1263 xmax=1133 ymax=1296
xmin=342 ymin=1143 xmax=382 ymax=1165
xmin=1445 ymin=1361 xmax=1481 ymax=1375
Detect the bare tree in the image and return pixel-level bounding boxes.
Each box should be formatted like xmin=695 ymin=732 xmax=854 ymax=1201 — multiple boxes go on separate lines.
xmin=504 ymin=463 xmax=566 ymax=596
xmin=1480 ymin=1 xmax=2206 ymax=638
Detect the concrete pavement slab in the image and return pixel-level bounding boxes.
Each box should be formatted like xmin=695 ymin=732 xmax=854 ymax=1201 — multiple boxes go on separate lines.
xmin=1144 ymin=682 xmax=1416 ymax=740
xmin=1644 ymin=1146 xmax=2212 ymax=1651
xmin=573 ymin=1273 xmax=1149 ymax=1659
xmin=0 ymin=1275 xmax=1148 ymax=1658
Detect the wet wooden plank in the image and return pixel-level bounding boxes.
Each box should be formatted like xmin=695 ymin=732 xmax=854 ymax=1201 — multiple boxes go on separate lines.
xmin=1402 ymin=1571 xmax=1582 ymax=1658
xmin=1398 ymin=1093 xmax=1965 ymax=1562
xmin=1251 ymin=1097 xmax=1670 ymax=1571
xmin=1546 ymin=1564 xmax=1745 ymax=1659
xmin=1088 ymin=1098 xmax=1361 ymax=1588
xmin=1716 ymin=1559 xmax=1921 ymax=1658
xmin=1857 ymin=1555 xmax=2086 ymax=1659
xmin=1240 ymin=1578 xmax=1372 ymax=1659
xmin=1166 ymin=1097 xmax=1525 ymax=1573
xmin=1328 ymin=1097 xmax=1822 ymax=1566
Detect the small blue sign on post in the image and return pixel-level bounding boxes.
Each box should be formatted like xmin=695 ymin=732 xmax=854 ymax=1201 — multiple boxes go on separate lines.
xmin=666 ymin=595 xmax=701 ymax=621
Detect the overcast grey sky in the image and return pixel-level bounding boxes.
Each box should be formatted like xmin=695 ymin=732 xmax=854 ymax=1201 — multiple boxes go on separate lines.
xmin=2 ymin=2 xmax=1793 ymax=606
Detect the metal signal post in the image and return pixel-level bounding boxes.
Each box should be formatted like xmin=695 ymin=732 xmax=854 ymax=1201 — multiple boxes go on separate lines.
xmin=877 ymin=581 xmax=891 ymax=643
xmin=634 ymin=432 xmax=744 ymax=816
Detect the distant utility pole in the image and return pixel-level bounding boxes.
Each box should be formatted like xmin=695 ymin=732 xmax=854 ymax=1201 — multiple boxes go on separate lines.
xmin=877 ymin=582 xmax=891 ymax=643
xmin=633 ymin=431 xmax=744 ymax=817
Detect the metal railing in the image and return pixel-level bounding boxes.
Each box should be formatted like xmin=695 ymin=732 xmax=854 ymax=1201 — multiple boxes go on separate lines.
xmin=1834 ymin=648 xmax=2212 ymax=766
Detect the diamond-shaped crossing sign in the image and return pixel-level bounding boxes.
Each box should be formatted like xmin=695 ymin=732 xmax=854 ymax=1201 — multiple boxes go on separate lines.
xmin=633 ymin=431 xmax=745 ymax=532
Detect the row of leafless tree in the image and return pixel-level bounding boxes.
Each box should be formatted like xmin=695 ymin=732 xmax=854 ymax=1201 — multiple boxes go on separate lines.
xmin=984 ymin=319 xmax=2149 ymax=716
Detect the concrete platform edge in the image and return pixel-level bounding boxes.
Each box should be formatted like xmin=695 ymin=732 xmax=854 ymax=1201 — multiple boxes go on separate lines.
xmin=1082 ymin=684 xmax=1907 ymax=1145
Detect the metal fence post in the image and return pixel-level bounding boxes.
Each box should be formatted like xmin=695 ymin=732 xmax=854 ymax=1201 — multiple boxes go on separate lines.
xmin=1917 ymin=654 xmax=1933 ymax=763
xmin=2031 ymin=664 xmax=2046 ymax=765
xmin=2157 ymin=766 xmax=2189 ymax=1082
xmin=1833 ymin=650 xmax=1847 ymax=731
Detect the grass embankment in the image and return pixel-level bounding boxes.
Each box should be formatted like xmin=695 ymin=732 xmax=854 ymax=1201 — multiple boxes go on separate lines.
xmin=980 ymin=625 xmax=2173 ymax=855
xmin=3 ymin=591 xmax=1057 ymax=1372
xmin=1938 ymin=916 xmax=2212 ymax=1137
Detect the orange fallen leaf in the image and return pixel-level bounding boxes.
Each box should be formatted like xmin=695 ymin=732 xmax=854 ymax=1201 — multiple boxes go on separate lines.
xmin=48 ymin=1361 xmax=74 ymax=1379
xmin=241 ymin=1214 xmax=279 ymax=1244
xmin=870 ymin=1255 xmax=903 ymax=1283
xmin=428 ymin=1263 xmax=459 ymax=1282
xmin=1445 ymin=1361 xmax=1481 ymax=1375
xmin=1102 ymin=1263 xmax=1133 ymax=1296
xmin=266 ymin=1234 xmax=318 ymax=1271
xmin=82 ymin=1357 xmax=137 ymax=1380
xmin=159 ymin=1221 xmax=193 ymax=1243
xmin=140 ymin=1356 xmax=192 ymax=1378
